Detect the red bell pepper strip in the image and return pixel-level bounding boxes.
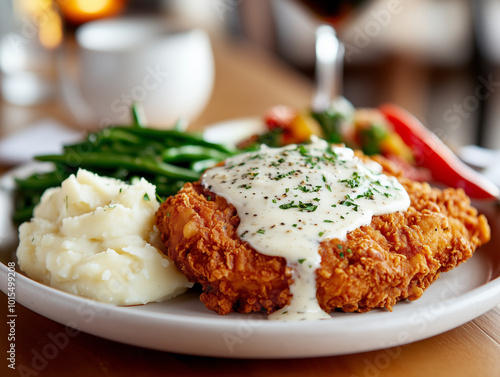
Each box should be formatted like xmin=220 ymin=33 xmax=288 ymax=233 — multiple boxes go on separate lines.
xmin=379 ymin=103 xmax=499 ymax=200
xmin=263 ymin=105 xmax=298 ymax=129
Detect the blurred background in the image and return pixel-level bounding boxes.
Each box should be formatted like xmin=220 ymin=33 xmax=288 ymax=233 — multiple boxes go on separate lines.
xmin=204 ymin=0 xmax=499 ymax=151
xmin=1 ymin=0 xmax=500 ymax=156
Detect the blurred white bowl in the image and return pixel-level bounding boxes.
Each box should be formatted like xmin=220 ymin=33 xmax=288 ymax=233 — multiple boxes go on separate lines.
xmin=65 ymin=17 xmax=214 ymax=129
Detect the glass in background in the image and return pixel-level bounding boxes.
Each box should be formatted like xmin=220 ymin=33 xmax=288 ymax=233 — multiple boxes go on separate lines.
xmin=294 ymin=0 xmax=369 ymax=112
xmin=0 ymin=0 xmax=63 ymax=106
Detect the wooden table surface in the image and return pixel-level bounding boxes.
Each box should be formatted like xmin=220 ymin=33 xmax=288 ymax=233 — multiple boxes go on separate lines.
xmin=1 ymin=35 xmax=500 ymax=377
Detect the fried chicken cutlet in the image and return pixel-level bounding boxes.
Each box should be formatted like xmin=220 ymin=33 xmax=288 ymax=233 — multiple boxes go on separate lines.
xmin=155 ymin=152 xmax=490 ymax=316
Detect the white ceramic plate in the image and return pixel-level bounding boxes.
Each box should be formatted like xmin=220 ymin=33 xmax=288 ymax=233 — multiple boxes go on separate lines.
xmin=203 ymin=117 xmax=266 ymax=146
xmin=1 ymin=120 xmax=500 ymax=359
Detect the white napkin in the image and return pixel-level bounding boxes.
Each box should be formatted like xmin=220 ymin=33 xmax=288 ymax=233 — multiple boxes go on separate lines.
xmin=0 ymin=120 xmax=82 ymax=165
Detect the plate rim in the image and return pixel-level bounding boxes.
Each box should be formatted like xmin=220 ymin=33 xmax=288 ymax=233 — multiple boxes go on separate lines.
xmin=1 ymin=257 xmax=499 ymax=358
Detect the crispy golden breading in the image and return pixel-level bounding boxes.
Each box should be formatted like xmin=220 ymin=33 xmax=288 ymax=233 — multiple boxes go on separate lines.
xmin=155 ymin=155 xmax=490 ymax=315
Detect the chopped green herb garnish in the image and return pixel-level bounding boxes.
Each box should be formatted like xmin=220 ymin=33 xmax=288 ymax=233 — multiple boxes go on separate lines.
xmin=279 ymin=201 xmax=318 ymax=212
xmin=273 ymin=170 xmax=297 ymax=181
xmin=340 ymin=171 xmax=362 ymax=188
xmin=298 ymin=145 xmax=308 ymax=155
xmin=295 ymin=185 xmax=321 ymax=193
xmin=340 ymin=195 xmax=359 ymax=211
xmin=295 ymin=185 xmax=308 ymax=193
xmin=143 ymin=193 xmax=150 ymax=201
xmin=279 ymin=201 xmax=296 ymax=210
xmin=356 ymin=188 xmax=375 ymax=200
xmin=279 ymin=200 xmax=318 ymax=212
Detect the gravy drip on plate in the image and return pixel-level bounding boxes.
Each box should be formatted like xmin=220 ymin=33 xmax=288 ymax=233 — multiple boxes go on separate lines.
xmin=202 ymin=139 xmax=410 ymax=321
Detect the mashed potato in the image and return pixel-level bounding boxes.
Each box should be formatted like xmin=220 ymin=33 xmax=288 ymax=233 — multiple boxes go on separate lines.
xmin=16 ymin=169 xmax=192 ymax=305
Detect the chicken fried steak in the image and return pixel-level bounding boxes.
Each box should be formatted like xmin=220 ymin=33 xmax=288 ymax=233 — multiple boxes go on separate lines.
xmin=155 ymin=153 xmax=490 ymax=316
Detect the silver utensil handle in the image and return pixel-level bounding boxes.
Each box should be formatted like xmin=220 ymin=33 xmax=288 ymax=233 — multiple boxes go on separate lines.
xmin=311 ymin=24 xmax=344 ymax=112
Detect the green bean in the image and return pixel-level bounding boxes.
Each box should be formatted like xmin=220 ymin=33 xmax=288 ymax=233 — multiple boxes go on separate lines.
xmin=13 ymin=189 xmax=44 ymax=222
xmin=154 ymin=180 xmax=186 ymax=197
xmin=190 ymin=159 xmax=220 ymax=173
xmin=35 ymin=153 xmax=200 ymax=180
xmin=111 ymin=126 xmax=234 ymax=154
xmin=131 ymin=103 xmax=146 ymax=128
xmin=172 ymin=119 xmax=185 ymax=132
xmin=14 ymin=172 xmax=67 ymax=189
xmin=12 ymin=207 xmax=36 ymax=223
xmin=162 ymin=146 xmax=230 ymax=163
xmin=102 ymin=128 xmax=143 ymax=144
xmin=13 ymin=105 xmax=239 ymax=223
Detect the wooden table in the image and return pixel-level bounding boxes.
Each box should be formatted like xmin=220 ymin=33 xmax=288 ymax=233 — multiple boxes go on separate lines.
xmin=1 ymin=36 xmax=500 ymax=377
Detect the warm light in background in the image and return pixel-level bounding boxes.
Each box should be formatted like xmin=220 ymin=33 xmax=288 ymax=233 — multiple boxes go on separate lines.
xmin=39 ymin=6 xmax=63 ymax=48
xmin=56 ymin=0 xmax=127 ymax=25
xmin=15 ymin=0 xmax=63 ymax=49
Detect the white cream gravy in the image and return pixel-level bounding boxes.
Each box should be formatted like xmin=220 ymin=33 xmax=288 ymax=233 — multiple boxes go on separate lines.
xmin=202 ymin=139 xmax=410 ymax=321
